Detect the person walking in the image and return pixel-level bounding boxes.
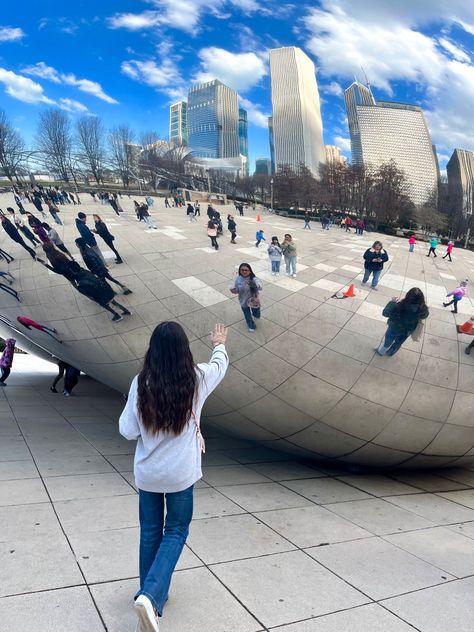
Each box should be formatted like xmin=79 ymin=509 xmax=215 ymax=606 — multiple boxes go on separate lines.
xmin=238 ymin=203 xmax=244 ymax=216
xmin=408 ymin=234 xmax=416 ymax=252
xmin=303 ymin=211 xmax=311 ymax=229
xmin=164 ymin=197 xmax=171 ymax=208
xmin=93 ymin=214 xmax=123 ymax=264
xmin=0 ymin=338 xmax=16 ymax=386
xmin=227 ymin=215 xmax=237 ymax=243
xmin=0 ymin=215 xmax=36 ymax=258
xmin=186 ymin=203 xmax=196 ymax=223
xmin=51 ymin=359 xmax=71 ymax=393
xmin=75 ymin=212 xmax=107 ymax=266
xmin=443 ymin=241 xmax=454 ymax=262
xmin=14 ymin=217 xmax=40 ymax=248
xmin=46 ymin=200 xmax=62 ymax=225
xmin=139 ymin=203 xmax=158 ymax=230
xmin=255 ymin=228 xmax=265 ymax=247
xmin=345 ymin=216 xmax=353 ymax=232
xmin=427 ymin=235 xmax=438 ymax=257
xmin=268 ymin=237 xmax=282 ymax=276
xmin=377 ymin=288 xmax=429 ymax=356
xmin=281 ymin=234 xmax=297 ymax=277
xmin=75 ymin=238 xmax=132 ymax=296
xmin=340 ymin=217 xmax=345 ymax=230
xmin=356 ymin=218 xmax=365 ymax=235
xmin=194 ymin=201 xmax=200 ymax=217
xmin=362 ymin=241 xmax=389 ymax=290
xmin=42 ymin=223 xmax=74 ymax=260
xmin=109 ymin=195 xmax=121 ymax=216
xmin=32 ymin=193 xmax=47 ymax=218
xmin=443 ymin=280 xmax=468 ymax=314
xmin=63 ymin=366 xmax=80 ymax=397
xmin=230 ymin=263 xmax=262 ymax=332
xmin=207 ymin=220 xmax=219 ymax=250
xmin=119 ymin=321 xmax=228 ymax=632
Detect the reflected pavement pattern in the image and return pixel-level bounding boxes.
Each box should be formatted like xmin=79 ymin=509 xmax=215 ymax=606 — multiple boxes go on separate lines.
xmin=1 ymin=191 xmax=474 ymax=468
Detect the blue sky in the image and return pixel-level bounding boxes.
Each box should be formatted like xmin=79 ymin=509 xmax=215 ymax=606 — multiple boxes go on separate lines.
xmin=1 ymin=0 xmax=474 ymax=173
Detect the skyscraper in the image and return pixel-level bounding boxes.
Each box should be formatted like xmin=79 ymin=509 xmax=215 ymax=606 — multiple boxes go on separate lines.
xmin=344 ymin=80 xmax=376 ymax=164
xmin=268 ymin=116 xmax=275 ymax=175
xmin=255 ymin=158 xmax=272 ymax=175
xmin=447 ymin=149 xmax=474 ymax=217
xmin=187 ymin=79 xmax=239 ymax=159
xmin=269 ymin=46 xmax=325 ymax=175
xmin=349 ymin=98 xmax=438 ymax=206
xmin=325 ymin=145 xmax=347 ymax=166
xmin=169 ymin=101 xmax=188 ymax=145
xmin=238 ymin=108 xmax=249 ymax=176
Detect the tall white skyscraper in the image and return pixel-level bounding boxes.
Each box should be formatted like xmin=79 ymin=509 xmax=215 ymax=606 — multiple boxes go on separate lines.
xmin=355 ymin=101 xmax=438 ymax=205
xmin=344 ymin=80 xmax=376 ymax=164
xmin=447 ymin=149 xmax=474 ymax=216
xmin=269 ymin=47 xmax=325 ymax=175
xmin=169 ymin=102 xmax=188 ymax=145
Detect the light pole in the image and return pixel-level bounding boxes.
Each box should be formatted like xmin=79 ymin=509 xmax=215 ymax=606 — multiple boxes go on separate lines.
xmin=270 ymin=178 xmax=274 ymax=213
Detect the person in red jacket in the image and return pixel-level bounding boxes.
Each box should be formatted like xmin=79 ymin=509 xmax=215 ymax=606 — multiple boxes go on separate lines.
xmin=16 ymin=316 xmax=62 ymax=343
xmin=344 ymin=216 xmax=353 ymax=232
xmin=442 ymin=241 xmax=454 ymax=262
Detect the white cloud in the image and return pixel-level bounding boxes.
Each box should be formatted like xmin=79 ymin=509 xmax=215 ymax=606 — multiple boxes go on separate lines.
xmin=108 ymin=0 xmax=260 ymax=34
xmin=121 ymin=58 xmax=186 ymax=102
xmin=0 ymin=68 xmax=54 ymax=104
xmin=333 ymin=136 xmax=351 ymax=152
xmin=0 ymin=26 xmax=25 ymax=42
xmin=22 ymin=62 xmax=118 ymax=104
xmin=302 ymin=1 xmax=474 ymax=156
xmin=239 ymin=97 xmax=269 ymax=128
xmin=58 ymin=98 xmax=88 ymax=113
xmin=321 ymin=81 xmax=343 ymax=97
xmin=195 ymin=47 xmax=267 ymax=92
xmin=438 ymin=38 xmax=470 ymax=63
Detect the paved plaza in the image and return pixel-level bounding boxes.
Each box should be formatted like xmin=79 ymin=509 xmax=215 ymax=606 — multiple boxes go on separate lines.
xmin=1 ymin=354 xmax=474 ymax=631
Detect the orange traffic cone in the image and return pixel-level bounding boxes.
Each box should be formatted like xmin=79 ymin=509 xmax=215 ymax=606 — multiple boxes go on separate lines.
xmin=458 ymin=318 xmax=474 ymax=334
xmin=343 ymin=284 xmax=356 ymax=298
xmin=256 ymin=213 xmax=261 ymax=222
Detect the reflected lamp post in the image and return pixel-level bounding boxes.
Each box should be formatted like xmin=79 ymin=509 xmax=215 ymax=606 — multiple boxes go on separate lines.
xmin=270 ymin=177 xmax=274 ymax=213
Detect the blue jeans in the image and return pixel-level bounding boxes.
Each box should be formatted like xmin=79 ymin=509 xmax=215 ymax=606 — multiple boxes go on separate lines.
xmin=378 ymin=326 xmax=409 ymax=356
xmin=271 ymin=260 xmax=280 ymax=273
xmin=285 ymin=256 xmax=297 ymax=275
xmin=303 ymin=220 xmax=311 ymax=229
xmin=136 ymin=485 xmax=194 ymax=616
xmin=362 ymin=268 xmax=381 ymax=287
xmin=242 ymin=305 xmax=260 ymax=329
xmin=409 ymin=244 xmax=414 ymax=252
xmin=51 ymin=211 xmax=62 ymax=225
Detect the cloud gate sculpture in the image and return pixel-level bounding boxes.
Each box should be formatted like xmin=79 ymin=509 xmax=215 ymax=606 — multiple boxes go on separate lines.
xmin=1 ymin=193 xmax=474 ymax=469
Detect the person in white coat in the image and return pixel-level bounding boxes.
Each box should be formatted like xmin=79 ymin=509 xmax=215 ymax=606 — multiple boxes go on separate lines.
xmin=119 ymin=321 xmax=229 ymax=632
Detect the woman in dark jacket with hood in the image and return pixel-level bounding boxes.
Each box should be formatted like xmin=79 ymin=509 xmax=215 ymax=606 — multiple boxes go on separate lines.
xmin=377 ymin=288 xmax=429 ymax=356
xmin=362 ymin=240 xmax=389 ymax=289
xmin=75 ymin=238 xmax=132 ymax=295
xmin=0 ymin=215 xmax=36 ymax=258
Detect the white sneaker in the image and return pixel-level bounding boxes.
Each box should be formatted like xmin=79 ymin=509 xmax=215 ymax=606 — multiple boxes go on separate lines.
xmin=134 ymin=595 xmax=159 ymax=632
xmin=292 ymin=274 xmax=297 ymax=278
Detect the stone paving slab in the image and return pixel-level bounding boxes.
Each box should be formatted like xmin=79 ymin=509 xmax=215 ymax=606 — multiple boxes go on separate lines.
xmin=0 ymin=354 xmax=474 ymax=631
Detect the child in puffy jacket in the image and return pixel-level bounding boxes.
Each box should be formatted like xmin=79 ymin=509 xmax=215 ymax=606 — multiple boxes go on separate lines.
xmin=427 ymin=236 xmax=438 ymax=257
xmin=255 ymin=229 xmax=266 ymax=247
xmin=443 ymin=280 xmax=468 ymax=313
xmin=408 ymin=235 xmax=416 ymax=252
xmin=443 ymin=241 xmax=454 ymax=262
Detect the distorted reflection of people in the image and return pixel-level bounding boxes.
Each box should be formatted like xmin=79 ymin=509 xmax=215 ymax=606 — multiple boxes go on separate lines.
xmin=75 ymin=238 xmax=132 ymax=295
xmin=16 ymin=316 xmax=62 ymax=343
xmin=93 ymin=214 xmax=123 ymax=264
xmin=0 ymin=215 xmax=36 ymax=258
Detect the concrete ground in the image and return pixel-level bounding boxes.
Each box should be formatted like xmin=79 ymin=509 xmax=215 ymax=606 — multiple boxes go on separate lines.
xmin=1 ymin=355 xmax=474 ymax=631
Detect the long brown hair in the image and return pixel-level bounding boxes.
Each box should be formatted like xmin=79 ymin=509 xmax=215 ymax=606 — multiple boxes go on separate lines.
xmin=137 ymin=322 xmax=200 ymax=435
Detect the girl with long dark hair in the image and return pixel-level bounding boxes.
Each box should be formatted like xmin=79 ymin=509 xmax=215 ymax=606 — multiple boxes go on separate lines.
xmin=93 ymin=214 xmax=123 ymax=264
xmin=377 ymin=288 xmax=429 ymax=356
xmin=119 ymin=321 xmax=229 ymax=632
xmin=230 ymin=262 xmax=262 ymax=332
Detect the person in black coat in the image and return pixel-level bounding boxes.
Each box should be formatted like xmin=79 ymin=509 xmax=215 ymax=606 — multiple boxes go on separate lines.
xmin=93 ymin=214 xmax=123 ymax=263
xmin=0 ymin=214 xmax=36 ymax=258
xmin=227 ymin=215 xmax=237 ymax=243
xmin=362 ymin=240 xmax=389 ymax=290
xmin=75 ymin=238 xmax=132 ymax=295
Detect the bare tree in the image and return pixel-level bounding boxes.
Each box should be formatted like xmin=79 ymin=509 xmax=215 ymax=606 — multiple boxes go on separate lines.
xmin=36 ymin=109 xmax=73 ymax=182
xmin=0 ymin=110 xmax=25 ymax=183
xmin=108 ymin=125 xmax=137 ymax=188
xmin=76 ymin=116 xmax=105 ymax=184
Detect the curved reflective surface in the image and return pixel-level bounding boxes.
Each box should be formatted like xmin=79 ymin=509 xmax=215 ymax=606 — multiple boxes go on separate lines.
xmin=1 ymin=191 xmax=474 ymax=468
